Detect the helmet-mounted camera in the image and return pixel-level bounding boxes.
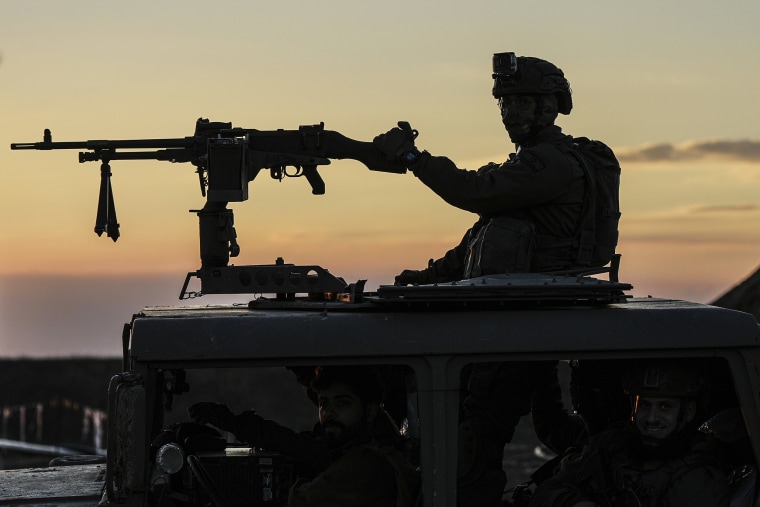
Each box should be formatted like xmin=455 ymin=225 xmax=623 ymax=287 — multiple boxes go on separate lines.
xmin=492 ymin=52 xmax=518 ymax=80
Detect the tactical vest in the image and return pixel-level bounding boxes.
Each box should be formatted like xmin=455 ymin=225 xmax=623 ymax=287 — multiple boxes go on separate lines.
xmin=363 ymin=443 xmax=421 ymax=507
xmin=576 ymin=429 xmax=729 ymax=507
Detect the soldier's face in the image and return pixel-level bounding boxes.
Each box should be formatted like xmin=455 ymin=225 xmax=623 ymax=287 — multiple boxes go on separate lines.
xmin=634 ymin=395 xmax=695 ymax=443
xmin=318 ymin=382 xmax=373 ymax=448
xmin=498 ymin=93 xmax=559 ymax=143
xmin=498 ymin=94 xmax=538 ymax=142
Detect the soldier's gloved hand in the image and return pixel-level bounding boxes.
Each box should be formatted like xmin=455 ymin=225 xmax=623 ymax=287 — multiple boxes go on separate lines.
xmin=188 ymin=402 xmax=236 ymax=432
xmin=395 ymin=269 xmax=432 ymax=286
xmin=373 ymin=121 xmax=418 ymax=162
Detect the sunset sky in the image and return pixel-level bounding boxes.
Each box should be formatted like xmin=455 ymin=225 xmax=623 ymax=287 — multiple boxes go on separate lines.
xmin=2 ymin=1 xmax=760 ymax=356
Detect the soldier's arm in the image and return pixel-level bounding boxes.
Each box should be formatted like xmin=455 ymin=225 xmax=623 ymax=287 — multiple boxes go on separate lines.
xmin=410 ymin=147 xmax=575 ymax=214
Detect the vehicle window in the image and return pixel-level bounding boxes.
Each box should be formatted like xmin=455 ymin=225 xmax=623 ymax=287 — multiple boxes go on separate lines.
xmin=457 ymin=357 xmax=751 ymax=506
xmin=150 ymin=364 xmax=420 ymax=507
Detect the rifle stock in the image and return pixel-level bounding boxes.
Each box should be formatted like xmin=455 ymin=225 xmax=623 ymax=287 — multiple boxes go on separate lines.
xmin=321 ymin=131 xmax=408 ymax=174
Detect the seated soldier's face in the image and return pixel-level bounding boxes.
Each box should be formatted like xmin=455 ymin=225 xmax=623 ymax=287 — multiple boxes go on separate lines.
xmin=633 ymin=395 xmax=690 ymax=442
xmin=318 ymin=382 xmax=368 ymax=448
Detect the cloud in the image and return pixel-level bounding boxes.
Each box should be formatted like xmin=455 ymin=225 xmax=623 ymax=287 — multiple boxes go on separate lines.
xmin=690 ymin=204 xmax=760 ymax=214
xmin=625 ymin=203 xmax=760 ymax=223
xmin=616 ymin=139 xmax=760 ymax=163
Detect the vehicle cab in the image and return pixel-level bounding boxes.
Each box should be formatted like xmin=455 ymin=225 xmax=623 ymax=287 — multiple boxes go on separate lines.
xmin=99 ymin=272 xmax=760 ymax=506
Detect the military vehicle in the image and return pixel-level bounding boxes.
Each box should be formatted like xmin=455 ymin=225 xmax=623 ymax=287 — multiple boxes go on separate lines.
xmin=4 ymin=122 xmax=759 ymax=506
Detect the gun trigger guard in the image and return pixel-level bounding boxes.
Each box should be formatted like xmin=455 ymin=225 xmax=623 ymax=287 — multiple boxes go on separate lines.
xmin=283 ymin=165 xmax=303 ymax=177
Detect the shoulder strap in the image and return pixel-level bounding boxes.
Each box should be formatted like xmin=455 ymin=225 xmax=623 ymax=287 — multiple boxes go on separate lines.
xmin=559 ymin=143 xmax=596 ymax=266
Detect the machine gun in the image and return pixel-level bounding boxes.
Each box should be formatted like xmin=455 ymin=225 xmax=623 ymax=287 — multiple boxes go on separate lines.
xmin=11 ymin=118 xmax=408 ymax=299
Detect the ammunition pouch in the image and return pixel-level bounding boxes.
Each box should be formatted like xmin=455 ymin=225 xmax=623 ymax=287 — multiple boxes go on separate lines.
xmin=464 ymin=216 xmax=535 ymax=278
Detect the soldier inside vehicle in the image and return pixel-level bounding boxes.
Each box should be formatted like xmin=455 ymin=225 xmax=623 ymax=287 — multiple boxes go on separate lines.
xmin=485 ymin=357 xmax=754 ymax=507
xmin=151 ymin=364 xmax=420 ymax=507
xmin=150 ymin=356 xmax=753 ymax=507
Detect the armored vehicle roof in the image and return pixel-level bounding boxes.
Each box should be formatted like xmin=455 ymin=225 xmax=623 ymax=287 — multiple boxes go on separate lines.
xmin=129 ymin=274 xmax=759 ymax=364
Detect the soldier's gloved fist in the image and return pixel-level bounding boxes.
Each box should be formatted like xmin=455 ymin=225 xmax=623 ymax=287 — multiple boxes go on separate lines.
xmin=188 ymin=402 xmax=236 ymax=431
xmin=395 ymin=269 xmax=431 ymax=286
xmin=373 ymin=121 xmax=418 ymax=162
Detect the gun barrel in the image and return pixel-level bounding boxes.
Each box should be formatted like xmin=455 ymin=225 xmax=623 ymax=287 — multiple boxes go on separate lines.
xmin=11 ymin=141 xmax=88 ymax=150
xmin=11 ymin=137 xmax=196 ymax=151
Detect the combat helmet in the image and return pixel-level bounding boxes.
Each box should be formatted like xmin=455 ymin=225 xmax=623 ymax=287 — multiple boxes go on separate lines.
xmin=621 ymin=360 xmax=705 ymax=399
xmin=492 ymin=52 xmax=573 ymax=115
